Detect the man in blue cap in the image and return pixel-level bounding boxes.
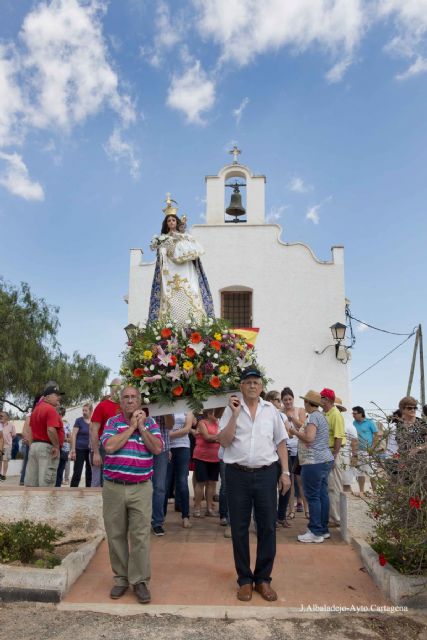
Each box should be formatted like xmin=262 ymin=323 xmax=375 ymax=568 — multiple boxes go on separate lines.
xmin=218 ymin=367 xmax=290 ymax=603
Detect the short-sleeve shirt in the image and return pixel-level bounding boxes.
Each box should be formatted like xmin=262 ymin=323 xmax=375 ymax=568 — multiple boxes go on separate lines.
xmin=324 ymin=405 xmax=346 ymax=449
xmin=219 ymin=397 xmax=287 ymax=467
xmin=194 ymin=418 xmax=220 ymax=462
xmin=298 ymin=411 xmax=334 ymax=465
xmin=353 ymin=418 xmax=378 ymax=450
xmin=74 ymin=417 xmax=90 ymax=449
xmin=91 ymin=398 xmax=121 ymax=439
xmin=30 ymin=400 xmax=64 ymax=447
xmin=2 ymin=422 xmax=16 ymax=447
xmin=396 ymin=419 xmax=427 ymax=453
xmin=169 ymin=413 xmax=190 ymax=449
xmin=101 ymin=413 xmax=163 ymax=483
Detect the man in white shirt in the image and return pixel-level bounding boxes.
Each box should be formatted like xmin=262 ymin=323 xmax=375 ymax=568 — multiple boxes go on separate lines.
xmin=218 ymin=367 xmax=290 ymax=603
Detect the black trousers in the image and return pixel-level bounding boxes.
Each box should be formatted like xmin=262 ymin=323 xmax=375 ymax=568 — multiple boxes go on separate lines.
xmin=70 ymin=448 xmax=92 ymax=487
xmin=225 ymin=463 xmax=277 ymax=586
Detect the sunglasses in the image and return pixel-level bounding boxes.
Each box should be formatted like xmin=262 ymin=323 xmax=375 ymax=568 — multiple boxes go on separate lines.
xmin=404 ymin=406 xmax=417 ymax=410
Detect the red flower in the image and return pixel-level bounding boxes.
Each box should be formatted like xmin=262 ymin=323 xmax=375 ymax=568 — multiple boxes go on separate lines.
xmin=372 ymin=511 xmax=380 ymax=520
xmin=378 ymin=554 xmax=387 ymax=567
xmin=210 ymin=340 xmax=221 ymax=351
xmin=246 ymin=343 xmax=253 ymax=349
xmin=392 ymin=453 xmax=400 ymax=459
xmin=169 ymin=355 xmax=177 ymax=367
xmin=127 ymin=341 xmax=133 ymax=347
xmin=133 ymin=368 xmax=144 ymax=378
xmin=196 ymin=370 xmax=203 ymax=381
xmin=161 ymin=328 xmax=172 ymax=338
xmin=209 ymin=376 xmax=221 ymax=389
xmin=190 ymin=332 xmax=202 ymax=344
xmin=172 ymin=385 xmax=184 ymax=397
xmin=409 ymin=496 xmax=423 ymax=509
xmin=185 ymin=346 xmax=196 ymax=358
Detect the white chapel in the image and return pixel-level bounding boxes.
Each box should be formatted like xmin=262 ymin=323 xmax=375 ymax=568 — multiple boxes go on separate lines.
xmin=127 ymin=151 xmax=351 ymax=406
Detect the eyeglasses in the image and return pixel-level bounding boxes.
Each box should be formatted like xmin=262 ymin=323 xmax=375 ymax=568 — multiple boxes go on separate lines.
xmin=404 ymin=406 xmax=417 ymax=410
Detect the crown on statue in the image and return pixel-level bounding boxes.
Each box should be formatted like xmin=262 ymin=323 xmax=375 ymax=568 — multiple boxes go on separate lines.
xmin=163 ymin=193 xmax=178 ymax=217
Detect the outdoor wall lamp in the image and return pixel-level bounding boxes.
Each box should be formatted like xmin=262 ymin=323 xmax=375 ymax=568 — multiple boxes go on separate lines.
xmin=124 ymin=323 xmax=137 ymax=341
xmin=315 ymin=322 xmax=350 ymax=362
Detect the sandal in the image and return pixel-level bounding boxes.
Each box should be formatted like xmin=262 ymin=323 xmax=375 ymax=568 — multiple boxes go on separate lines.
xmin=287 ymin=511 xmax=296 ymax=520
xmin=193 ymin=509 xmax=202 ymax=517
xmin=277 ymin=519 xmax=291 ymax=528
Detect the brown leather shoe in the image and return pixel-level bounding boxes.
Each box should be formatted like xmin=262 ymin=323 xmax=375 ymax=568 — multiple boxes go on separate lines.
xmin=110 ymin=585 xmax=128 ymax=599
xmin=254 ymin=582 xmax=277 ymax=601
xmin=134 ymin=582 xmax=151 ymax=604
xmin=237 ymin=583 xmax=253 ymax=601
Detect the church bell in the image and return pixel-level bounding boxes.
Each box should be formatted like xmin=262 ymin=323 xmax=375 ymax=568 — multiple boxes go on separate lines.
xmin=226 ymin=183 xmax=246 ymax=222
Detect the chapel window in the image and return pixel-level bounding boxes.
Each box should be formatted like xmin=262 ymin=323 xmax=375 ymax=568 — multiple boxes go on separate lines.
xmin=221 ymin=291 xmax=252 ymax=327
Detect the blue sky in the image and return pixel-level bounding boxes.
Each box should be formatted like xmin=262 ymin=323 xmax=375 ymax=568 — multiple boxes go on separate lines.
xmin=1 ymin=0 xmax=426 ymax=413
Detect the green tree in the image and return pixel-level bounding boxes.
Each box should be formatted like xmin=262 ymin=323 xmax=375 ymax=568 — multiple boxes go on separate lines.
xmin=0 ymin=279 xmax=109 ymax=411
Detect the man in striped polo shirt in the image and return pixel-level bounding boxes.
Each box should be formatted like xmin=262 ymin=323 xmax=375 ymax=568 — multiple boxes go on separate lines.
xmin=101 ymin=386 xmax=163 ymax=604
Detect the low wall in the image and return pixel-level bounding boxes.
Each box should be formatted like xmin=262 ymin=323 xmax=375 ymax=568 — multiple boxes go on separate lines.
xmin=0 ymin=487 xmax=104 ymax=538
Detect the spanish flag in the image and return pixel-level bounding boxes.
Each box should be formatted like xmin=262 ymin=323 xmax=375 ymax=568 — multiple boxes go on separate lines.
xmin=233 ymin=328 xmax=260 ymax=346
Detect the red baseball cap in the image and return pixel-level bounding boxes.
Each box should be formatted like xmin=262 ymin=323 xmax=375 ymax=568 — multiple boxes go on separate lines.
xmin=320 ymin=388 xmax=335 ymax=401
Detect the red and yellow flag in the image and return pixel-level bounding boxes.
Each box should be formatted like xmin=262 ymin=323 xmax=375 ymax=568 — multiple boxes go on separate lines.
xmin=233 ymin=328 xmax=260 ymax=346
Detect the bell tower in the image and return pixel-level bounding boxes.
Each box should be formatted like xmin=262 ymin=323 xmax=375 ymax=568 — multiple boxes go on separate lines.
xmin=205 ymin=146 xmax=266 ymax=225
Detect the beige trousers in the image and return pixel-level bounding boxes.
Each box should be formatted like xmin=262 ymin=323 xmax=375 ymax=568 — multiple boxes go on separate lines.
xmin=102 ymin=479 xmax=152 ymax=587
xmin=24 ymin=442 xmax=59 ymax=487
xmin=328 ymin=450 xmax=343 ymax=524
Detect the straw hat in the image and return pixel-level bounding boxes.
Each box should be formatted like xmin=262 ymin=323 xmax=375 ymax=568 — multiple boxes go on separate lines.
xmin=335 ymin=396 xmax=347 ymax=412
xmin=299 ymin=390 xmax=321 ymax=406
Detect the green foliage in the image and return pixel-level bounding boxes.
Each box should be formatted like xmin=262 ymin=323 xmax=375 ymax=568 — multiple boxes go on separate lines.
xmin=0 ymin=519 xmax=63 ymax=565
xmin=368 ymin=423 xmax=427 ymax=575
xmin=0 ymin=278 xmax=109 ymax=410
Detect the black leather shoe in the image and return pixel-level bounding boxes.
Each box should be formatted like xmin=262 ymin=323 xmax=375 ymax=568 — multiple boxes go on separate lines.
xmin=110 ymin=585 xmax=128 ymax=599
xmin=134 ymin=582 xmax=151 ymax=604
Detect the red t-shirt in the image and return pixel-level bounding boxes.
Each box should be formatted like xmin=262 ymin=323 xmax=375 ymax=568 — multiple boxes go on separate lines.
xmin=193 ymin=419 xmax=220 ymax=463
xmin=91 ymin=398 xmax=121 ymax=439
xmin=30 ymin=400 xmax=64 ymax=447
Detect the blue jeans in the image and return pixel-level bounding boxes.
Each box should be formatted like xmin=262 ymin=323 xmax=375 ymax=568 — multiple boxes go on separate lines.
xmin=165 ymin=447 xmax=190 ymax=519
xmin=219 ymin=460 xmax=228 ymax=521
xmin=301 ymin=460 xmax=333 ymax=536
xmin=225 ymin=463 xmax=277 ymax=586
xmin=20 ymin=444 xmax=30 ymax=484
xmin=151 ymin=450 xmax=169 ymax=528
xmin=277 ymin=454 xmax=296 ymax=520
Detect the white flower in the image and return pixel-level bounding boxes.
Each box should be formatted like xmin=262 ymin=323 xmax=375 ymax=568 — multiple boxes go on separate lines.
xmin=186 ymin=319 xmax=192 ymax=325
xmin=213 ymin=354 xmax=218 ymax=359
xmin=150 ymin=365 xmax=155 ymax=371
xmin=226 ymin=378 xmax=231 ymax=383
xmin=206 ymin=352 xmax=211 ymax=357
xmin=144 ymin=397 xmax=150 ymax=404
xmin=156 ymin=335 xmax=161 ymax=340
xmin=166 ymin=323 xmax=172 ymax=328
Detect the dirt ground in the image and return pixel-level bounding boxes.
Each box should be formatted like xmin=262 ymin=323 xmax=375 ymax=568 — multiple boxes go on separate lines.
xmin=0 ymin=604 xmax=426 ymax=640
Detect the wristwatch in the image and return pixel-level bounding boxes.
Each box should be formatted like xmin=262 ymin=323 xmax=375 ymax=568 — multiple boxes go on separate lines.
xmin=281 ymin=471 xmax=291 ymax=476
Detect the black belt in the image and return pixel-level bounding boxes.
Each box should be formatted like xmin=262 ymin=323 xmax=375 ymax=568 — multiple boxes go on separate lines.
xmin=105 ymin=477 xmax=147 ymax=486
xmin=230 ymin=462 xmax=275 ymax=473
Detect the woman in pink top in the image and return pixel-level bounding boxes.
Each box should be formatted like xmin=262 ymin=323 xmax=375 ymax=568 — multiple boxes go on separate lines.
xmin=193 ymin=409 xmax=220 ymax=517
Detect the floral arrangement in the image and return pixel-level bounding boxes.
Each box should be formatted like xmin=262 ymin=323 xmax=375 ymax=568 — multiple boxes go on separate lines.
xmin=121 ymin=317 xmax=265 ymax=412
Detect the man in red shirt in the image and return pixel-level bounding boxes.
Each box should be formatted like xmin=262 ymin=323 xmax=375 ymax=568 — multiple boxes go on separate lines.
xmin=90 ymin=378 xmax=121 ymax=487
xmin=25 ymin=384 xmax=65 ymax=487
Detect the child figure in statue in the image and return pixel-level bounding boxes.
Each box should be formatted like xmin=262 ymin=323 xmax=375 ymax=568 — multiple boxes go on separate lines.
xmin=148 ymin=195 xmax=214 ymax=325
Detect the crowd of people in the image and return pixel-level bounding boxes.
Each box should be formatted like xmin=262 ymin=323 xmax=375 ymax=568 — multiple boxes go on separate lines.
xmin=1 ymin=376 xmax=426 ymax=605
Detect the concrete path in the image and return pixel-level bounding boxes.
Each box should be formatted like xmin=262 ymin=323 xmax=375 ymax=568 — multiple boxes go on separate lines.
xmin=61 ymin=507 xmax=389 ymax=616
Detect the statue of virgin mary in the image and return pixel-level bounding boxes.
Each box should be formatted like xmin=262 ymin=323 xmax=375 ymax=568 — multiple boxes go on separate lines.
xmin=148 ymin=196 xmax=214 ymax=325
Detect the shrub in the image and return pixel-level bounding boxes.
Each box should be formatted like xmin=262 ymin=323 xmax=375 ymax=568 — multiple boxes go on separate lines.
xmin=367 ymin=418 xmax=427 ymax=575
xmin=0 ymin=519 xmax=63 ymax=565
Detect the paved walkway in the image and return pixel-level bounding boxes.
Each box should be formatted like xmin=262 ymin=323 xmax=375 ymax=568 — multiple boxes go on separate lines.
xmin=61 ymin=506 xmax=389 ymax=614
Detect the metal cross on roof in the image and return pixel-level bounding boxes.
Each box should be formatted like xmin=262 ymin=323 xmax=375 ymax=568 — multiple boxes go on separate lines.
xmin=229 ymin=144 xmax=241 ymax=164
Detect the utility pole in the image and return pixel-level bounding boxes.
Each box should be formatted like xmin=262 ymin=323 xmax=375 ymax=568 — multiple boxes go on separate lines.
xmin=407 ymin=326 xmax=419 ymax=397
xmin=419 ymin=325 xmax=425 ymax=407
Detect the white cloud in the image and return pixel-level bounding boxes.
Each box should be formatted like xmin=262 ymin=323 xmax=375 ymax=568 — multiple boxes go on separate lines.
xmin=167 ymin=60 xmax=215 ymax=124
xmin=266 ymin=205 xmax=287 ymax=223
xmin=232 ymin=97 xmax=249 ymax=124
xmin=0 ymin=151 xmax=44 ymax=201
xmin=193 ymin=0 xmax=365 ymax=75
xmin=143 ymin=1 xmax=183 ymax=67
xmin=104 ymin=128 xmax=140 ymax=179
xmin=357 ymin=322 xmax=369 ymax=333
xmin=0 ymin=45 xmax=24 ymax=147
xmin=20 ymin=0 xmax=135 ymax=130
xmin=326 ymin=57 xmax=353 ymax=83
xmin=306 ymin=204 xmax=321 ymax=224
xmin=288 ymin=176 xmax=310 ymax=193
xmin=396 ymin=55 xmax=427 ymax=79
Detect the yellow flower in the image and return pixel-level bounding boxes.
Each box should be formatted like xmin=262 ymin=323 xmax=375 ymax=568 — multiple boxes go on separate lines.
xmin=236 ymin=343 xmax=244 ymax=351
xmin=183 ymin=360 xmax=193 ymax=371
xmin=143 ymin=350 xmax=153 ymax=360
xmin=214 ymin=332 xmax=222 ymax=341
xmin=219 ymin=365 xmax=229 ymax=375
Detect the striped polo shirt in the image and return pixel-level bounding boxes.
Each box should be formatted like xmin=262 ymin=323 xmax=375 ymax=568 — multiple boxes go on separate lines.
xmin=101 ymin=413 xmax=163 ymax=483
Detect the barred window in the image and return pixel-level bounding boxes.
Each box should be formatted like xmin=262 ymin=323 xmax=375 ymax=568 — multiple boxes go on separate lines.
xmin=221 ymin=291 xmax=252 ymax=327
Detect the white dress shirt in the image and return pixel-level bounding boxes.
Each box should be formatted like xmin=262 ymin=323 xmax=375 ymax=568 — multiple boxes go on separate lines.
xmin=219 ymin=396 xmax=288 ymax=467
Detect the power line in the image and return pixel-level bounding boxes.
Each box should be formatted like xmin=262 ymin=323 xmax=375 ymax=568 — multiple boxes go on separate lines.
xmin=351 ymin=332 xmax=416 ymax=382
xmin=348 ymin=313 xmax=416 ymax=337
